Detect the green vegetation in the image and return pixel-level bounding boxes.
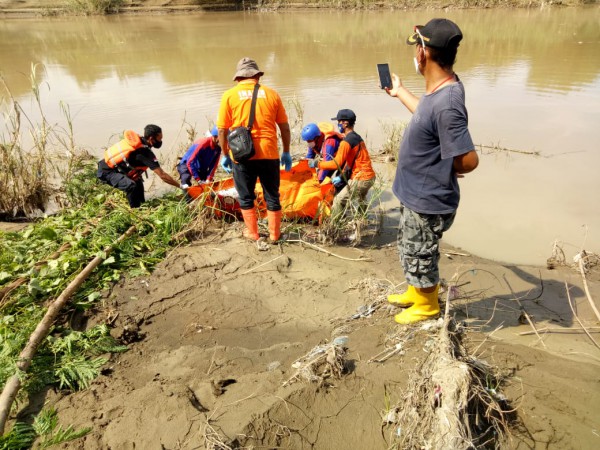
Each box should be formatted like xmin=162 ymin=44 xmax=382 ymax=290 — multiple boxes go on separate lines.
xmin=0 ymin=407 xmax=91 ymax=449
xmin=0 ymin=168 xmax=196 ymax=441
xmin=0 ymin=72 xmax=199 ymax=442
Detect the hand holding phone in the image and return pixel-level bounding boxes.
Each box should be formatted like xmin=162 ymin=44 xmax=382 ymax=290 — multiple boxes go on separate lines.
xmin=377 ymin=63 xmax=392 ymax=90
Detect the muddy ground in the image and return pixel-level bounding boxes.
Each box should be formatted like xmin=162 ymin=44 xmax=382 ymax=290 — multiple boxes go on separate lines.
xmin=10 ymin=214 xmax=598 ymax=449
xmin=2 ymin=1 xmax=598 ymax=447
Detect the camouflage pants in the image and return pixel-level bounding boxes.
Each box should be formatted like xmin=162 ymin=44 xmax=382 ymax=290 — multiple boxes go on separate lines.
xmin=331 ymin=177 xmax=375 ymax=218
xmin=397 ymin=203 xmax=456 ymax=288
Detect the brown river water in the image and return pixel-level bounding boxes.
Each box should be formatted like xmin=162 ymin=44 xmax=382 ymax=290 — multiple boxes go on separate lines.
xmin=1 ymin=7 xmax=599 ymax=265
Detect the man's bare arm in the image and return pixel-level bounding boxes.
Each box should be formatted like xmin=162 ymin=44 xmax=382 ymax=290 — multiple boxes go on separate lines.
xmin=153 ymin=167 xmax=181 ymax=188
xmin=277 ymin=122 xmax=291 ymax=153
xmin=218 ymin=128 xmax=229 ymax=156
xmin=385 ymin=73 xmax=419 ymax=113
xmin=453 ymin=150 xmax=479 ymax=174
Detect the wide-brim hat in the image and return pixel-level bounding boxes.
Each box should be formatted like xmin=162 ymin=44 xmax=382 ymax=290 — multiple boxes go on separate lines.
xmin=331 ymin=109 xmax=357 ymax=122
xmin=406 ymin=18 xmax=463 ymax=50
xmin=233 ymin=57 xmax=264 ymax=81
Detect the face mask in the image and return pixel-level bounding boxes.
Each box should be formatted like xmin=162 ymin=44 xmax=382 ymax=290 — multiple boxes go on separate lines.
xmin=153 ymin=140 xmax=163 ymax=149
xmin=307 ymin=142 xmax=316 ymax=149
xmin=338 ymin=124 xmax=345 ymax=134
xmin=413 ymin=56 xmax=420 ymax=75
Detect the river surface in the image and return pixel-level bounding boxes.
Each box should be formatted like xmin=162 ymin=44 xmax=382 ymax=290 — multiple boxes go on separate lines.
xmin=1 ymin=7 xmax=599 ymax=265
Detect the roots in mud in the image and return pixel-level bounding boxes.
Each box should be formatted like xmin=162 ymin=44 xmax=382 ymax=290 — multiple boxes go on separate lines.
xmin=388 ymin=317 xmax=514 ymax=449
xmin=339 ymin=277 xmax=515 ymax=449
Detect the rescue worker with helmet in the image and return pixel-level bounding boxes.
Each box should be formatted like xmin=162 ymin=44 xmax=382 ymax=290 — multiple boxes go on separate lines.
xmin=177 ymin=126 xmax=222 ymax=189
xmin=300 ymin=122 xmax=343 ymax=183
xmin=309 ymin=109 xmax=376 ymax=217
xmin=97 ymin=124 xmax=181 ymax=208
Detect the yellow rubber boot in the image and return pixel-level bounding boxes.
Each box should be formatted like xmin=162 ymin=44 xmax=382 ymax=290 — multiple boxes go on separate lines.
xmin=394 ymin=284 xmax=440 ymax=324
xmin=387 ymin=285 xmax=416 ymax=307
xmin=240 ymin=208 xmax=259 ymax=241
xmin=267 ymin=210 xmax=282 ymax=242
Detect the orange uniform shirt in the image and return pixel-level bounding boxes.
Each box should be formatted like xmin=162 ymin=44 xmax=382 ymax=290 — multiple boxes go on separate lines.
xmin=217 ymin=79 xmax=288 ymax=160
xmin=319 ymin=137 xmax=376 ymax=181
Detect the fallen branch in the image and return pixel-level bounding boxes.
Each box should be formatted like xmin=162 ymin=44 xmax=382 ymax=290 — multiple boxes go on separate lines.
xmin=578 ymin=258 xmax=600 ymax=323
xmin=503 ymin=275 xmax=546 ymax=349
xmin=564 ymin=281 xmax=600 ymax=351
xmin=0 ymin=225 xmax=137 ymax=435
xmin=286 ymin=239 xmax=371 ymax=262
xmin=241 ymin=255 xmax=285 ymax=275
xmin=476 ymin=143 xmax=540 ymax=156
xmin=441 ymin=249 xmax=471 ymax=257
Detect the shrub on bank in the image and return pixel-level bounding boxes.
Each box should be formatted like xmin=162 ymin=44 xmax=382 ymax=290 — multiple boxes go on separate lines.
xmin=65 ymin=0 xmax=124 ymax=14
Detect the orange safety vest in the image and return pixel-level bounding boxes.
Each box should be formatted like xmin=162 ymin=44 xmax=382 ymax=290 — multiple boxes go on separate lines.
xmin=317 ymin=122 xmax=344 ymax=141
xmin=104 ymin=130 xmax=144 ymax=169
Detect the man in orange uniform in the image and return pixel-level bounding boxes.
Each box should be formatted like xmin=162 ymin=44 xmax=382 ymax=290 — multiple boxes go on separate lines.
xmin=309 ymin=109 xmax=376 ymax=217
xmin=217 ymin=57 xmax=291 ymax=242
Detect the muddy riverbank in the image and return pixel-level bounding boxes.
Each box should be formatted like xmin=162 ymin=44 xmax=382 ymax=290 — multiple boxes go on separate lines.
xmin=0 ymin=0 xmax=587 ymax=16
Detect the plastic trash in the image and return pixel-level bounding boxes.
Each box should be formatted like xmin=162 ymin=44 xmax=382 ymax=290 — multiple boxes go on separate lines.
xmin=332 ymin=336 xmax=349 ymax=346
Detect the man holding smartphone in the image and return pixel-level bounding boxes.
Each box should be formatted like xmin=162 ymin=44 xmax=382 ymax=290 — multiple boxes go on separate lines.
xmin=384 ymin=19 xmax=479 ymax=325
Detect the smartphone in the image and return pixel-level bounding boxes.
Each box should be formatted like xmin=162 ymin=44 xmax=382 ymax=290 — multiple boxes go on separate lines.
xmin=377 ymin=63 xmax=392 ymax=90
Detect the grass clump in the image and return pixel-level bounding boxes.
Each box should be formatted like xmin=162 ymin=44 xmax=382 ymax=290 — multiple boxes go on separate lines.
xmin=65 ymin=0 xmax=124 ymax=15
xmin=378 ymin=119 xmax=407 ymax=160
xmin=319 ymin=175 xmax=385 ymax=246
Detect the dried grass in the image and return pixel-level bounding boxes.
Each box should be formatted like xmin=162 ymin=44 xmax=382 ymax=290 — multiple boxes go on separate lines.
xmin=202 ymin=421 xmax=233 ymax=450
xmin=377 ymin=119 xmax=407 ymax=158
xmin=546 ymin=240 xmax=599 ymax=273
xmin=283 ymin=339 xmax=348 ymax=387
xmin=318 ymin=177 xmax=385 ymax=246
xmin=0 ymin=66 xmax=90 ymax=219
xmin=285 ymin=95 xmax=304 ymax=146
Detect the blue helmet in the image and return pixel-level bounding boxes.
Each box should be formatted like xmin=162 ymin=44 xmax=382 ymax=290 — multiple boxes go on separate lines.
xmin=210 ymin=126 xmax=219 ymax=137
xmin=301 ymin=123 xmax=321 ymax=142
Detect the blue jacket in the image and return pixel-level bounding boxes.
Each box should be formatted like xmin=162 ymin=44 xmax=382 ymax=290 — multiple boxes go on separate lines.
xmin=306 ymin=135 xmax=342 ymax=182
xmin=180 ymin=136 xmax=221 ymax=181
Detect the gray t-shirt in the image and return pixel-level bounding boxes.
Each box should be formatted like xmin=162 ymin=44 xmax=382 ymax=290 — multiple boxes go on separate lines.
xmin=392 ymin=80 xmax=474 ymax=214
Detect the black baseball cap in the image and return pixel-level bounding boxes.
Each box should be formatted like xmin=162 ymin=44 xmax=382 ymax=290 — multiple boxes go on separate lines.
xmin=406 ymin=18 xmax=463 ymax=50
xmin=331 ymin=109 xmax=357 ymax=121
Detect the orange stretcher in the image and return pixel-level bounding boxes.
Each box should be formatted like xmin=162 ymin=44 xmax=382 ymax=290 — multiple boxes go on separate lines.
xmin=187 ymin=160 xmax=334 ymax=221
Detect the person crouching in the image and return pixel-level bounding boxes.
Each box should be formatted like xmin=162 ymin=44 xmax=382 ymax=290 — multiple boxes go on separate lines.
xmin=97 ymin=124 xmax=181 ymax=208
xmin=177 ymin=126 xmax=222 ymax=189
